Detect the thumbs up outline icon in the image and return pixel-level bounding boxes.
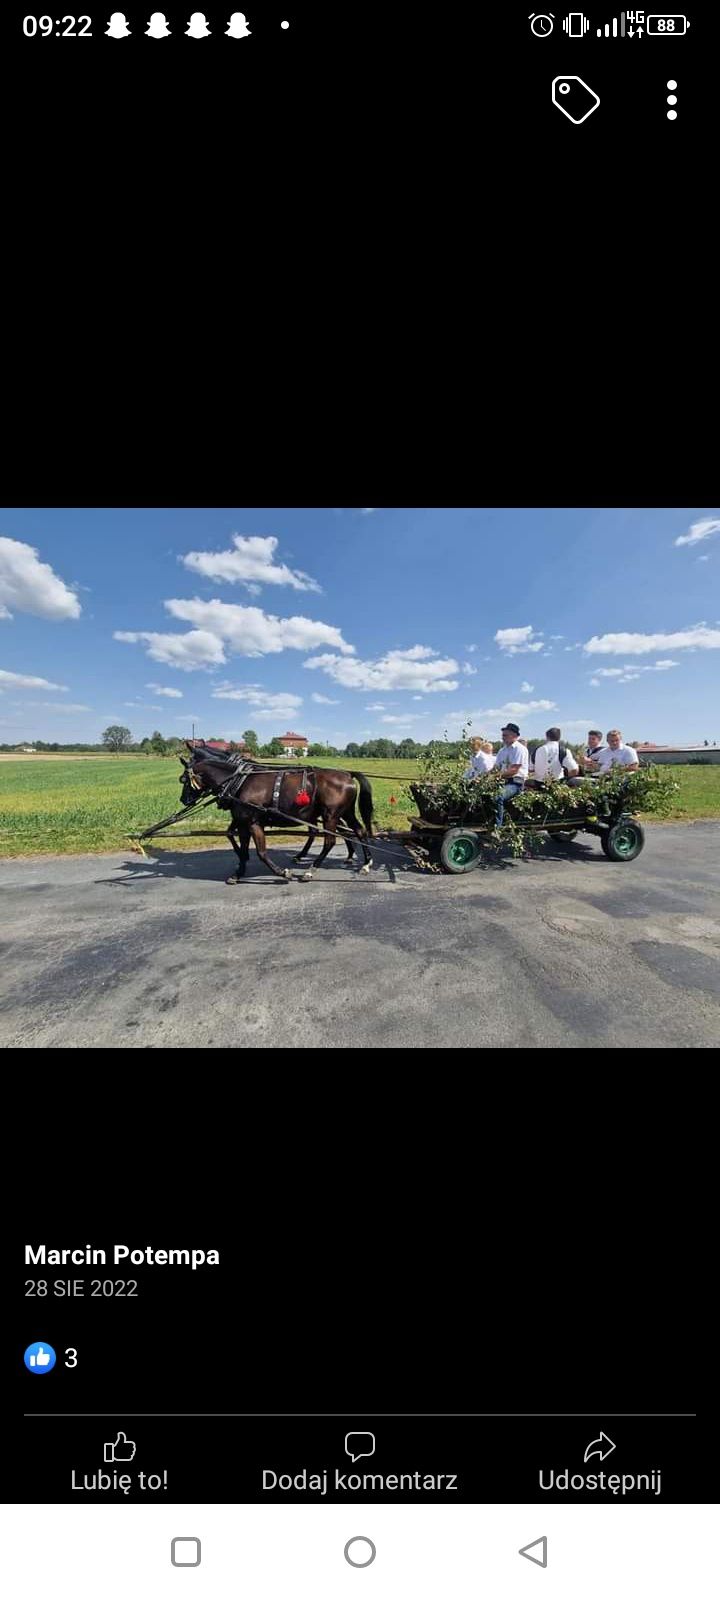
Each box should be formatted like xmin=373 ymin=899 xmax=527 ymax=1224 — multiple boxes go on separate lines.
xmin=104 ymin=1432 xmax=137 ymax=1462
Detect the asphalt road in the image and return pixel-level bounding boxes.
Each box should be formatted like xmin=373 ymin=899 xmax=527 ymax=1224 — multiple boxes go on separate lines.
xmin=1 ymin=824 xmax=719 ymax=1048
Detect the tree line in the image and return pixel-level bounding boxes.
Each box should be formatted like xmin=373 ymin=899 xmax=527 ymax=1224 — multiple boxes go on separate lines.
xmin=3 ymin=727 xmax=602 ymax=761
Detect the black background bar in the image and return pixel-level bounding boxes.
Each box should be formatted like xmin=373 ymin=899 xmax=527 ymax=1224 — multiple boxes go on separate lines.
xmin=18 ymin=1414 xmax=705 ymax=1503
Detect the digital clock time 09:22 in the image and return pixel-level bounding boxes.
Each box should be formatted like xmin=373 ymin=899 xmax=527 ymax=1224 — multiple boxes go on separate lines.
xmin=23 ymin=16 xmax=92 ymax=34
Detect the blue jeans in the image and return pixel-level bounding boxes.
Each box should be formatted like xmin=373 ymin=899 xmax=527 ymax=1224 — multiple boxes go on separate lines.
xmin=496 ymin=781 xmax=523 ymax=826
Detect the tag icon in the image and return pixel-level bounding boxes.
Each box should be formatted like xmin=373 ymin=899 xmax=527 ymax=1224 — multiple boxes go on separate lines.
xmin=552 ymin=75 xmax=600 ymax=122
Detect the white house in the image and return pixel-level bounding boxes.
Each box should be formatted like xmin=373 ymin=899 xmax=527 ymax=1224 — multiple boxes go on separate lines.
xmin=279 ymin=731 xmax=309 ymax=757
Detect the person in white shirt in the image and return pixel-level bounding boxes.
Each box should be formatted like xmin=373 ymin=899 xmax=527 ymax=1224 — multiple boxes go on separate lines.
xmin=579 ymin=729 xmax=607 ymax=773
xmin=590 ymin=729 xmax=639 ymax=774
xmin=493 ymin=722 xmax=529 ymax=825
xmin=532 ymin=726 xmax=579 ymax=784
xmin=463 ymin=737 xmax=495 ymax=781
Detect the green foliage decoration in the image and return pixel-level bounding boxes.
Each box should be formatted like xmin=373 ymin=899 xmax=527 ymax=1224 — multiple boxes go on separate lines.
xmin=403 ymin=728 xmax=679 ymax=857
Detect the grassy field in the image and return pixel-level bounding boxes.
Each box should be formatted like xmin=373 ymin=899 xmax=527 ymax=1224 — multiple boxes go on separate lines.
xmin=0 ymin=756 xmax=420 ymax=858
xmin=0 ymin=756 xmax=719 ymax=858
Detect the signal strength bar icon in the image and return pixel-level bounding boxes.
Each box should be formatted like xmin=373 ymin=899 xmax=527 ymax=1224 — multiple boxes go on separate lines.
xmin=563 ymin=12 xmax=591 ymax=34
xmin=597 ymin=12 xmax=626 ymax=32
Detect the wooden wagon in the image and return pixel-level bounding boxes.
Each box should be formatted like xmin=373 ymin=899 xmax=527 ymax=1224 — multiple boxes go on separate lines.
xmin=374 ymin=781 xmax=646 ymax=874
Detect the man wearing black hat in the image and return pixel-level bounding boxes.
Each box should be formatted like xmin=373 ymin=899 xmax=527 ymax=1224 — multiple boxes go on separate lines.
xmin=493 ymin=722 xmax=529 ymax=826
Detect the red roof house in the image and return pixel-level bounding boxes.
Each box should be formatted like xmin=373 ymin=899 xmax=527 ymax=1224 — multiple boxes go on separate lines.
xmin=278 ymin=732 xmax=309 ymax=755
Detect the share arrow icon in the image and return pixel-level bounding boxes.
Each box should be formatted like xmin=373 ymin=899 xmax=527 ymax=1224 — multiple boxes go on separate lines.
xmin=584 ymin=1431 xmax=616 ymax=1463
xmin=519 ymin=1536 xmax=547 ymax=1568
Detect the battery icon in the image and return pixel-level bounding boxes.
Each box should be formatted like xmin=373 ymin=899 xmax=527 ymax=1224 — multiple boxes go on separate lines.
xmin=646 ymin=14 xmax=690 ymax=32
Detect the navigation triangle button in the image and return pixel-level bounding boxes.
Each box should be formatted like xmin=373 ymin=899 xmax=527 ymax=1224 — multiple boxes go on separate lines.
xmin=519 ymin=1536 xmax=548 ymax=1568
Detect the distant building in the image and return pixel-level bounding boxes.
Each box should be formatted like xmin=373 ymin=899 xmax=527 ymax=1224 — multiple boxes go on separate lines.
xmin=634 ymin=742 xmax=720 ymax=765
xmin=278 ymin=731 xmax=309 ymax=757
xmin=15 ymin=744 xmax=36 ymax=754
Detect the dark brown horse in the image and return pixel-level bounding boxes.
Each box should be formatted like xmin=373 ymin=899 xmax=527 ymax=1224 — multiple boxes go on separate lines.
xmin=179 ymin=744 xmax=374 ymax=882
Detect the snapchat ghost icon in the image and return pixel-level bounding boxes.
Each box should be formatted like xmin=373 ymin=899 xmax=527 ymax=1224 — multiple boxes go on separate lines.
xmin=186 ymin=11 xmax=211 ymax=35
xmin=226 ymin=12 xmax=251 ymax=37
xmin=106 ymin=11 xmax=131 ymax=36
xmin=146 ymin=11 xmax=171 ymax=36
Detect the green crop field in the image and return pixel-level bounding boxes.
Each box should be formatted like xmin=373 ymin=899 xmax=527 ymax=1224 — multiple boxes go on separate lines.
xmin=0 ymin=756 xmax=719 ymax=859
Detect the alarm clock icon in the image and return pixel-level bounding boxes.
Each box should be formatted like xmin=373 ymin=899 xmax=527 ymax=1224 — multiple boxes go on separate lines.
xmin=529 ymin=12 xmax=555 ymax=35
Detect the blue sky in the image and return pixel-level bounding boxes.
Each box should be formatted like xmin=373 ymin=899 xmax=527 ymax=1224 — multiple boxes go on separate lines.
xmin=1 ymin=507 xmax=719 ymax=746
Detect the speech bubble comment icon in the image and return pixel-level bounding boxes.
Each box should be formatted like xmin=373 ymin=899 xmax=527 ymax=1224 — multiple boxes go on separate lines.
xmin=345 ymin=1432 xmax=376 ymax=1463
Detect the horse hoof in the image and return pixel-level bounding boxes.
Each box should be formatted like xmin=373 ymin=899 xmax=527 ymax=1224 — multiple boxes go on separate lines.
xmin=282 ymin=868 xmax=292 ymax=879
xmin=225 ymin=874 xmax=242 ymax=885
xmin=299 ymin=871 xmax=313 ymax=882
xmin=359 ymin=863 xmax=372 ymax=875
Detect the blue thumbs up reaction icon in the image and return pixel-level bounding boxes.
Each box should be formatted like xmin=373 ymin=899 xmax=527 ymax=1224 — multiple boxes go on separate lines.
xmin=24 ymin=1342 xmax=57 ymax=1373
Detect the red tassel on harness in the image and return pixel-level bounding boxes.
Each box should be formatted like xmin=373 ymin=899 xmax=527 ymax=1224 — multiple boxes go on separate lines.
xmin=296 ymin=790 xmax=311 ymax=806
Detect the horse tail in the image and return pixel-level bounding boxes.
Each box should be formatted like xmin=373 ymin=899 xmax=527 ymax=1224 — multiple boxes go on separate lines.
xmin=349 ymin=771 xmax=375 ymax=837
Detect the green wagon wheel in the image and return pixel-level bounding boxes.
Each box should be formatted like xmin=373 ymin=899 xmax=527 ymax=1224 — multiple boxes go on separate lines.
xmin=440 ymin=827 xmax=483 ymax=873
xmin=601 ymin=819 xmax=645 ymax=861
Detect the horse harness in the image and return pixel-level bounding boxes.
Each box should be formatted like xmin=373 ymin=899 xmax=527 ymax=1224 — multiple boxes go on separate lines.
xmin=211 ymin=757 xmax=314 ymax=819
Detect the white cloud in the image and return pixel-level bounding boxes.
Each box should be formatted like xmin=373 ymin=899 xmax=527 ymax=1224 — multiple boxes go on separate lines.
xmin=550 ymin=635 xmax=564 ymax=640
xmin=360 ymin=508 xmax=376 ymax=515
xmin=0 ymin=669 xmax=68 ymax=690
xmin=147 ymin=683 xmax=183 ymax=698
xmin=116 ymin=601 xmax=354 ymax=670
xmin=311 ymin=692 xmax=339 ymax=704
xmin=381 ymin=714 xmax=425 ymax=724
xmin=365 ymin=703 xmax=387 ymax=710
xmin=584 ymin=625 xmax=720 ymax=655
xmin=674 ymin=517 xmax=720 ymax=548
xmin=164 ymin=599 xmax=354 ymax=657
xmin=124 ymin=702 xmax=162 ymax=710
xmin=304 ymin=647 xmax=459 ymax=693
xmin=180 ymin=534 xmax=321 ymax=593
xmin=462 ymin=662 xmax=478 ymax=676
xmin=698 ymin=555 xmax=710 ymax=563
xmin=23 ymin=701 xmax=90 ymax=712
xmin=252 ymin=709 xmax=306 ymax=722
xmin=619 ymin=660 xmax=679 ymax=674
xmin=520 ymin=681 xmax=535 ymax=692
xmin=210 ymin=684 xmax=303 ymax=713
xmin=0 ymin=536 xmax=81 ymax=621
xmin=466 ymin=644 xmax=477 ymax=653
xmin=495 ymin=625 xmax=544 ymax=655
xmin=467 ymin=699 xmax=556 ymax=720
xmin=115 ymin=629 xmax=227 ymax=670
xmin=591 ymin=659 xmax=679 ymax=684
